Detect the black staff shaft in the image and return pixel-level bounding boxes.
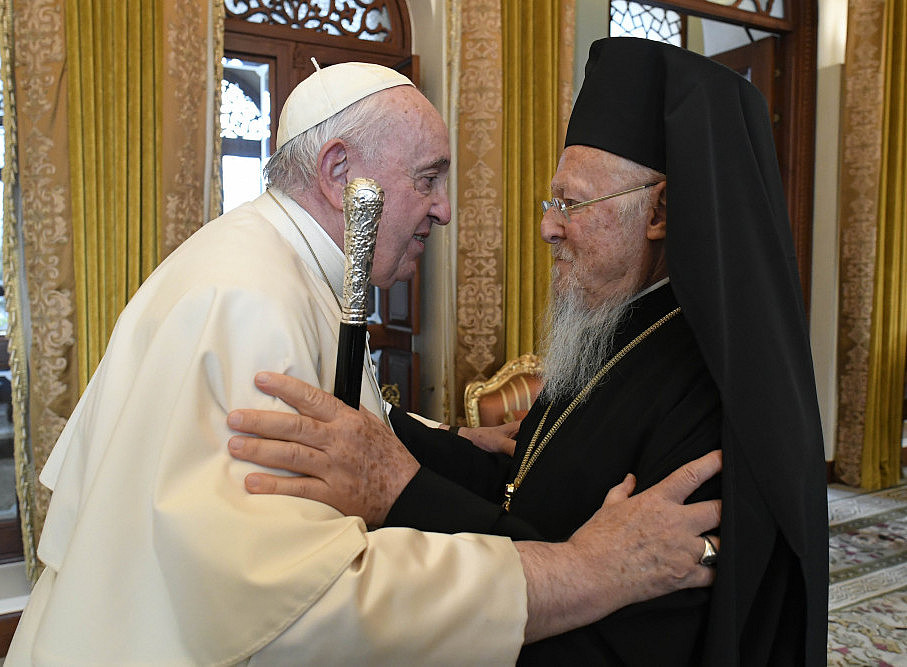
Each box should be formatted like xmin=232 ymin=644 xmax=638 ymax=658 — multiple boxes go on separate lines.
xmin=333 ymin=322 xmax=367 ymax=408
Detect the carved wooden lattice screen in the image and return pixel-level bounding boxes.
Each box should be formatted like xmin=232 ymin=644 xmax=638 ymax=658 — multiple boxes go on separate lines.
xmin=609 ymin=1 xmax=687 ymax=46
xmin=222 ymin=1 xmax=422 ymax=411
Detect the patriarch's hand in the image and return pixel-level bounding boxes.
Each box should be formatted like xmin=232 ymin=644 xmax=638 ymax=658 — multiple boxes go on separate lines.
xmin=519 ymin=450 xmax=722 ymax=642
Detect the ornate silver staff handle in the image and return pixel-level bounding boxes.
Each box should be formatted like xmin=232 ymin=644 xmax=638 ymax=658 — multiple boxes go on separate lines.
xmin=333 ymin=178 xmax=384 ymax=408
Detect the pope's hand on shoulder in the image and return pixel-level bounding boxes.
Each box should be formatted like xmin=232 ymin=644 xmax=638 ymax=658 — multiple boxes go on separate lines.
xmin=227 ymin=372 xmax=418 ymax=529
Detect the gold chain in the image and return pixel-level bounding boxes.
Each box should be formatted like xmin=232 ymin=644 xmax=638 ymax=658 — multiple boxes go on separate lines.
xmin=503 ymin=307 xmax=681 ymax=511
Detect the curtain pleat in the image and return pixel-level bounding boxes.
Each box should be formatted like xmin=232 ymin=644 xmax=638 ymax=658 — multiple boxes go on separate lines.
xmin=501 ymin=1 xmax=560 ymax=359
xmin=861 ymin=0 xmax=907 ymax=489
xmin=66 ymin=0 xmax=161 ymax=390
xmin=142 ymin=2 xmax=162 ymax=278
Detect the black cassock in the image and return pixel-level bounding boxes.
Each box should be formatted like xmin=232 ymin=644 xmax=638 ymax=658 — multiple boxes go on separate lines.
xmin=386 ymin=283 xmax=723 ymax=665
xmin=382 ymin=37 xmax=829 ymax=666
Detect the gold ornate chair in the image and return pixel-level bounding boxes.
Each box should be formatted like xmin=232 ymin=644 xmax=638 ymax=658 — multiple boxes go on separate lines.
xmin=464 ymin=354 xmax=543 ymax=427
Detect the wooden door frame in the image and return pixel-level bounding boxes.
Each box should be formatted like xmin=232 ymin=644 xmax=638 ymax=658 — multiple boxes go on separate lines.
xmin=645 ymin=0 xmax=818 ymax=310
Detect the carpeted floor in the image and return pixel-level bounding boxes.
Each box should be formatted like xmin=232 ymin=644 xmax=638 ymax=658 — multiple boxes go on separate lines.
xmin=827 ymin=480 xmax=907 ymax=665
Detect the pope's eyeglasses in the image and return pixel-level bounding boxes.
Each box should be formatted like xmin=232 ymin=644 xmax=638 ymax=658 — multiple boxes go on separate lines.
xmin=540 ymin=181 xmax=662 ymax=222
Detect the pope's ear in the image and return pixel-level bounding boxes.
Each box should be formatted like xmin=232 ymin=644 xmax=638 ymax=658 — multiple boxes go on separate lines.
xmin=316 ymin=138 xmax=349 ymax=211
xmin=646 ymin=181 xmax=667 ymax=241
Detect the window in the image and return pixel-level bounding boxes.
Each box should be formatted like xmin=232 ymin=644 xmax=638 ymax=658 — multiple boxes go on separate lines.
xmin=221 ymin=58 xmax=271 ymax=213
xmin=609 ymin=1 xmax=684 ymax=45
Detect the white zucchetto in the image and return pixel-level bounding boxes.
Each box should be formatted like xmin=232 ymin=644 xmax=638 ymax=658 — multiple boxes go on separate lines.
xmin=276 ymin=60 xmax=414 ymax=149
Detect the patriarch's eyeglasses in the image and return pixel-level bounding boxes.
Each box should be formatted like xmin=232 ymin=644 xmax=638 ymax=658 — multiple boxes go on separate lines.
xmin=540 ymin=181 xmax=662 ymax=222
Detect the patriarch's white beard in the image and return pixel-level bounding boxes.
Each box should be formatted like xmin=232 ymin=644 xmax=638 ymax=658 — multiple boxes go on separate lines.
xmin=539 ymin=261 xmax=635 ymax=404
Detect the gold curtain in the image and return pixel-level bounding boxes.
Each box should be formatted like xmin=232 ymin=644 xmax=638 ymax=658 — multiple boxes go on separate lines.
xmin=501 ymin=0 xmax=573 ymax=359
xmin=836 ymin=0 xmax=907 ymax=489
xmin=3 ymin=0 xmax=222 ymax=581
xmin=452 ymin=0 xmax=574 ymax=421
xmin=862 ymin=0 xmax=907 ymax=489
xmin=66 ymin=0 xmax=162 ymax=388
xmin=66 ymin=0 xmax=224 ymax=388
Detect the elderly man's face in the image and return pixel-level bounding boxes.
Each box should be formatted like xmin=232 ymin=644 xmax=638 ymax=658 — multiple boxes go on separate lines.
xmin=541 ymin=146 xmax=663 ymax=307
xmin=349 ymin=87 xmax=451 ymax=288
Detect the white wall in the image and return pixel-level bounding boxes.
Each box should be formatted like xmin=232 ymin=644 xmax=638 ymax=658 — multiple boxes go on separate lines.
xmin=812 ymin=0 xmax=848 ymax=460
xmin=573 ymin=0 xmax=609 ymax=102
xmin=817 ymin=0 xmax=848 ymax=69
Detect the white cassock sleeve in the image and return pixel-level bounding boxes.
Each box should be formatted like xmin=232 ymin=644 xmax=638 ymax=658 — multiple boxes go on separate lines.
xmin=252 ymin=529 xmax=525 ymax=665
xmin=11 ymin=211 xmax=527 ymax=666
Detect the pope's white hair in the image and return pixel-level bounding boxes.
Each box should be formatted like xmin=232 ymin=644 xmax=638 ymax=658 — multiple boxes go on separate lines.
xmin=263 ymin=88 xmax=403 ymax=198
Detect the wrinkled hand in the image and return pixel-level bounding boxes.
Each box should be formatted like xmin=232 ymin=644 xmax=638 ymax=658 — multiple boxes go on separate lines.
xmin=456 ymin=421 xmax=520 ymax=456
xmin=569 ymin=450 xmax=722 ymax=609
xmin=518 ymin=450 xmax=722 ymax=642
xmin=227 ymin=372 xmax=419 ymax=528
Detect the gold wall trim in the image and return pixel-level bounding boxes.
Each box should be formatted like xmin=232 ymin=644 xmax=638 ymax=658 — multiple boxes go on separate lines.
xmin=12 ymin=0 xmax=78 ymax=581
xmin=451 ymin=1 xmax=574 ymax=420
xmin=1 ymin=0 xmax=38 ymax=581
xmin=834 ymin=0 xmax=885 ymax=486
xmin=209 ymin=0 xmax=225 ymax=222
xmin=453 ymin=0 xmax=505 ymax=419
xmin=161 ymin=0 xmax=211 ymax=257
xmin=557 ymin=1 xmax=575 ymax=149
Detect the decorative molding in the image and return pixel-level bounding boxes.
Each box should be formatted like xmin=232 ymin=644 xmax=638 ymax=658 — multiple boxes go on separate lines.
xmin=834 ymin=0 xmax=886 ymax=486
xmin=225 ymin=0 xmax=394 ymax=41
xmin=1 ymin=0 xmax=33 ymax=582
xmin=558 ymin=0 xmax=575 ymax=147
xmin=453 ymin=0 xmax=505 ymax=420
xmin=13 ymin=0 xmax=78 ymax=581
xmin=162 ymin=0 xmax=210 ymax=256
xmin=209 ymin=0 xmax=225 ymax=222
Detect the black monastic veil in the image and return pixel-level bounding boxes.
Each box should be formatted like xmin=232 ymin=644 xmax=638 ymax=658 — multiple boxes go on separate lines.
xmin=566 ymin=37 xmax=828 ymax=665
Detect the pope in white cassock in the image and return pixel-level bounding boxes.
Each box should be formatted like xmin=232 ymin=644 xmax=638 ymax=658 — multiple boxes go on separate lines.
xmin=8 ymin=62 xmax=720 ymax=665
